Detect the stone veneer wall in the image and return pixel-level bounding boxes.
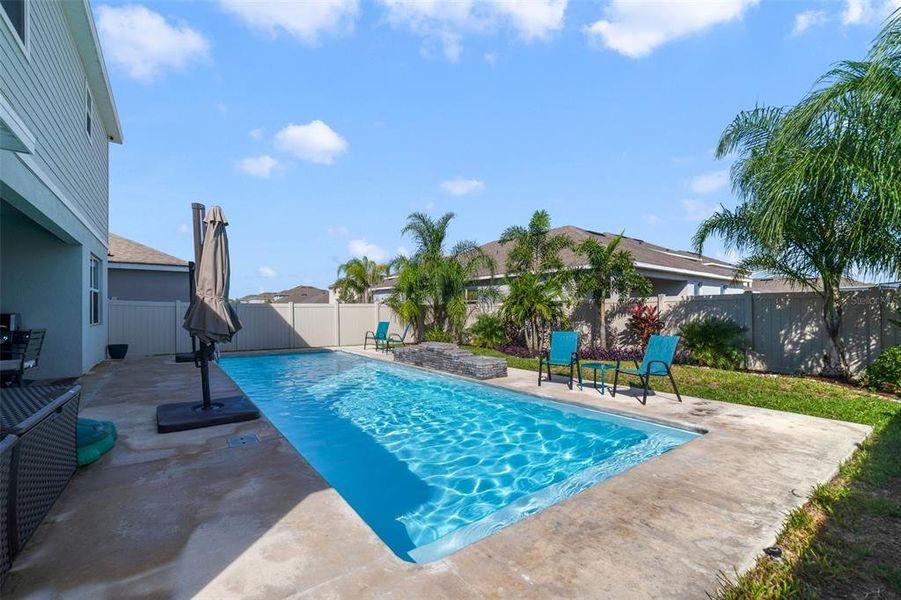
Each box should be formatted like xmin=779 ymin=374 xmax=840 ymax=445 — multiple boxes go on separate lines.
xmin=393 ymin=342 xmax=507 ymax=380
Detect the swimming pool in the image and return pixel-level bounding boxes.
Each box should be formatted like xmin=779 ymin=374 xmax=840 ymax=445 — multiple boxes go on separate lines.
xmin=219 ymin=351 xmax=698 ymax=562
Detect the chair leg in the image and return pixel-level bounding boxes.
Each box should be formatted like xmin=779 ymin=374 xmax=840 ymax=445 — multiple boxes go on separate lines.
xmin=568 ymin=362 xmax=573 ymax=390
xmin=611 ymin=368 xmax=619 ymax=397
xmin=642 ymin=381 xmax=649 ymax=405
xmin=538 ymin=356 xmax=543 ymax=386
xmin=667 ymin=368 xmax=682 ymax=402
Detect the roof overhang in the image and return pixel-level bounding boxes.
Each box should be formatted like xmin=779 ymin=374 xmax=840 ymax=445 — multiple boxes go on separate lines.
xmin=109 ymin=262 xmax=189 ymax=273
xmin=61 ymin=1 xmax=123 ymax=143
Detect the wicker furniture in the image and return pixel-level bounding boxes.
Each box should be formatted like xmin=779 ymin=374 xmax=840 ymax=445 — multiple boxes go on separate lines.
xmin=0 ymin=329 xmax=47 ymax=387
xmin=0 ymin=434 xmax=17 ymax=583
xmin=0 ymin=385 xmax=80 ymax=562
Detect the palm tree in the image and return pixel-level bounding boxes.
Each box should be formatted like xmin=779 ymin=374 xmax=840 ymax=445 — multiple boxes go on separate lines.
xmin=499 ymin=273 xmax=568 ymax=353
xmin=333 ymin=256 xmax=389 ymax=303
xmin=498 ymin=209 xmax=573 ymax=275
xmin=573 ymin=233 xmax=651 ymax=347
xmin=388 ymin=212 xmax=494 ymax=340
xmin=694 ymin=13 xmax=901 ymax=378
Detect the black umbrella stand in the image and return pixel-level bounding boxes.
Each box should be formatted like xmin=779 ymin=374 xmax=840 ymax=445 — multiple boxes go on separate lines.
xmin=156 ymin=203 xmax=259 ymax=434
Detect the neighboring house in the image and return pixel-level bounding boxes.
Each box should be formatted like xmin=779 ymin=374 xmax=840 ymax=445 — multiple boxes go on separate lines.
xmin=371 ymin=226 xmax=749 ymax=302
xmin=108 ymin=234 xmax=190 ymax=302
xmin=0 ymin=0 xmax=122 ymax=379
xmin=240 ymin=285 xmax=329 ymax=304
xmin=751 ymin=276 xmax=874 ymax=293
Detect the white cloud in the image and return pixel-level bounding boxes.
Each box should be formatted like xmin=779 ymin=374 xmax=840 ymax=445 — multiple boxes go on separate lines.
xmin=258 ymin=266 xmax=278 ymax=277
xmin=396 ymin=245 xmax=410 ymax=257
xmin=249 ymin=128 xmax=263 ymax=140
xmin=643 ymin=213 xmax=663 ymax=225
xmin=328 ymin=225 xmax=351 ymax=237
xmin=680 ymin=199 xmax=717 ymax=222
xmin=238 ymin=154 xmax=280 ymax=177
xmin=380 ymin=0 xmax=566 ymax=62
xmin=690 ymin=169 xmax=730 ymax=195
xmin=177 ymin=223 xmax=191 ymax=234
xmin=274 ymin=120 xmax=348 ymax=165
xmin=219 ymin=0 xmax=359 ymax=44
xmin=441 ymin=178 xmax=485 ymax=196
xmin=584 ymin=0 xmax=758 ymax=58
xmin=95 ymin=5 xmax=210 ymax=82
xmin=483 ymin=51 xmax=498 ymax=66
xmin=793 ymin=10 xmax=829 ymax=35
xmin=348 ymin=239 xmax=388 ymax=262
xmin=841 ymin=0 xmax=901 ymax=25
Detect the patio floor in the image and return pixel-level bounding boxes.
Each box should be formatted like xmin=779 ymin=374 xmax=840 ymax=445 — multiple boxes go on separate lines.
xmin=1 ymin=350 xmax=871 ymax=599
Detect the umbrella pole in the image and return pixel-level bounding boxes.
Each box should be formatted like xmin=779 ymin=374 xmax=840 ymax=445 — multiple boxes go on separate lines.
xmin=199 ymin=342 xmax=212 ymax=410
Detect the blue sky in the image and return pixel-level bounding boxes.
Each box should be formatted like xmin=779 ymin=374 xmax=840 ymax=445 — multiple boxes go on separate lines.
xmin=97 ymin=0 xmax=895 ymax=297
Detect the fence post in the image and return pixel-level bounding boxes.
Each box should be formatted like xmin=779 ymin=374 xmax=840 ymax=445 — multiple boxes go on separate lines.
xmin=742 ymin=290 xmax=754 ymax=368
xmin=289 ymin=302 xmax=296 ymax=349
xmin=335 ymin=303 xmax=341 ymax=347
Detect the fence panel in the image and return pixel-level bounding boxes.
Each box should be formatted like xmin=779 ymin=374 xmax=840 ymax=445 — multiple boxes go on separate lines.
xmin=109 ymin=290 xmax=899 ymax=373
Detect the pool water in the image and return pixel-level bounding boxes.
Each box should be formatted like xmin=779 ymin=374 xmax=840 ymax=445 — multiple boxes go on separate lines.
xmin=219 ymin=351 xmax=697 ymax=562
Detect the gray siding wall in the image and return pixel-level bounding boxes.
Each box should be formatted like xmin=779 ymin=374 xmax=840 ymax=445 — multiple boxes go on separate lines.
xmin=109 ymin=269 xmax=191 ymax=302
xmin=1 ymin=0 xmax=109 ymax=239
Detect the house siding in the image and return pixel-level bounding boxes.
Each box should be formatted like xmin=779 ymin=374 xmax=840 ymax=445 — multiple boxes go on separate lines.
xmin=1 ymin=0 xmax=109 ymax=241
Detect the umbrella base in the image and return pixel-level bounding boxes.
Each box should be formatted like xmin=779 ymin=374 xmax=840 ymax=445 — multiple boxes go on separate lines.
xmin=174 ymin=352 xmax=196 ymax=363
xmin=156 ymin=396 xmax=260 ymax=433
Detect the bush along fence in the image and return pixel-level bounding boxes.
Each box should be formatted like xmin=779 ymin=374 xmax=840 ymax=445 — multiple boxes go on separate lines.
xmin=109 ymin=288 xmax=899 ymax=375
xmin=573 ymin=288 xmax=900 ymax=376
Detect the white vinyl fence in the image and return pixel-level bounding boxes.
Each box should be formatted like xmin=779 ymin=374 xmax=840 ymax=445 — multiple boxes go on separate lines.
xmin=108 ymin=301 xmax=405 ymax=356
xmin=110 ymin=288 xmax=899 ymax=375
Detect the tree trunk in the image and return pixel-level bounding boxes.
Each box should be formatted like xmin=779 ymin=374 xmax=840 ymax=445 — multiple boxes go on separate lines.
xmin=822 ymin=284 xmax=850 ymax=378
xmin=598 ymin=299 xmax=607 ymax=348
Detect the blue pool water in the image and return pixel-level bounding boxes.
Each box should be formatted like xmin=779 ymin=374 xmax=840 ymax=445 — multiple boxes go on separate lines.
xmin=219 ymin=351 xmax=697 ymax=562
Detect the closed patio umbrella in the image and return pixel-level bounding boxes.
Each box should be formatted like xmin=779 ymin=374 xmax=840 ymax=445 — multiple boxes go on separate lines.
xmin=183 ymin=206 xmax=242 ymax=345
xmin=156 ymin=204 xmax=259 ymax=433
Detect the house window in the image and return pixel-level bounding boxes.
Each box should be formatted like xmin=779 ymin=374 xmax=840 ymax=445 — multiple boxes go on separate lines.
xmin=85 ymin=87 xmax=93 ymax=139
xmin=89 ymin=255 xmax=101 ymax=325
xmin=1 ymin=0 xmax=25 ymax=45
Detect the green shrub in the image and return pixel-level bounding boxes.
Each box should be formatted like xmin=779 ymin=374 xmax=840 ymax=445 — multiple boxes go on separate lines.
xmin=467 ymin=313 xmax=506 ymax=348
xmin=863 ymin=346 xmax=901 ymax=394
xmin=423 ymin=327 xmax=454 ymax=343
xmin=679 ymin=317 xmax=747 ymax=370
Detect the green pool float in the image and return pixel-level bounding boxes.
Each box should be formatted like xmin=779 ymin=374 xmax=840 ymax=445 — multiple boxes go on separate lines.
xmin=76 ymin=418 xmax=117 ymax=467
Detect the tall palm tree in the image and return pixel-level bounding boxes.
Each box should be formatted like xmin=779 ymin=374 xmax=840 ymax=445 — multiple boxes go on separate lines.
xmin=573 ymin=233 xmax=651 ymax=347
xmin=388 ymin=212 xmax=494 ymax=340
xmin=498 ymin=210 xmax=573 ymax=276
xmin=333 ymin=256 xmax=389 ymax=303
xmin=499 ymin=273 xmax=568 ymax=353
xmin=694 ymin=13 xmax=901 ymax=378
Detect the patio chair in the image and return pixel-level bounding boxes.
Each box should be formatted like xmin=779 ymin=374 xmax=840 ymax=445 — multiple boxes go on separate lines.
xmin=386 ymin=324 xmax=411 ymax=352
xmin=538 ymin=331 xmax=582 ymax=390
xmin=0 ymin=329 xmax=46 ymax=387
xmin=364 ymin=321 xmax=390 ymax=351
xmin=611 ymin=335 xmax=682 ymax=404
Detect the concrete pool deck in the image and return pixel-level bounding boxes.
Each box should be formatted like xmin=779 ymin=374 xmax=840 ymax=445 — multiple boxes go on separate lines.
xmin=1 ymin=350 xmax=871 ymax=599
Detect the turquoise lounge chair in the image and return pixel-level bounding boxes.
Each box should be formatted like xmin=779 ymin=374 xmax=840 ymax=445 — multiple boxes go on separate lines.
xmin=538 ymin=331 xmax=582 ymax=390
xmin=364 ymin=321 xmax=390 ymax=351
xmin=386 ymin=324 xmax=411 ymax=351
xmin=611 ymin=335 xmax=682 ymax=404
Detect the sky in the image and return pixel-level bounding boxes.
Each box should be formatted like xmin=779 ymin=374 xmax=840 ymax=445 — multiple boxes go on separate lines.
xmin=97 ymin=0 xmax=898 ymax=298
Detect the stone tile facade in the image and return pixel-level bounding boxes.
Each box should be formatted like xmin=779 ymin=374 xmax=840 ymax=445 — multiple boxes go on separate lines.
xmin=393 ymin=343 xmax=507 ymax=380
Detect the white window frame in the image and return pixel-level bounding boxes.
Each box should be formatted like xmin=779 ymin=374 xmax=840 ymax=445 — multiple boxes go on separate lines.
xmin=85 ymin=82 xmax=93 ymax=142
xmin=0 ymin=0 xmax=29 ymax=58
xmin=89 ymin=255 xmax=101 ymax=325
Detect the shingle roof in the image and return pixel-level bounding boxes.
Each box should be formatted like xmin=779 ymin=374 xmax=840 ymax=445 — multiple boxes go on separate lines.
xmin=108 ymin=234 xmax=189 ymax=267
xmin=373 ymin=225 xmax=740 ymax=290
xmin=751 ymin=277 xmax=873 ymax=293
xmin=240 ymin=285 xmax=329 ymax=304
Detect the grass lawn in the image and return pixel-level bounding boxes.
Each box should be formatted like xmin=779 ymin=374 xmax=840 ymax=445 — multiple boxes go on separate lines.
xmin=462 ymin=345 xmax=901 ymax=598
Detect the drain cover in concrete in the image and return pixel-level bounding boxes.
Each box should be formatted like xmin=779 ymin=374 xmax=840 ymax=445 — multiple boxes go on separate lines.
xmin=227 ymin=434 xmax=260 ymax=448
